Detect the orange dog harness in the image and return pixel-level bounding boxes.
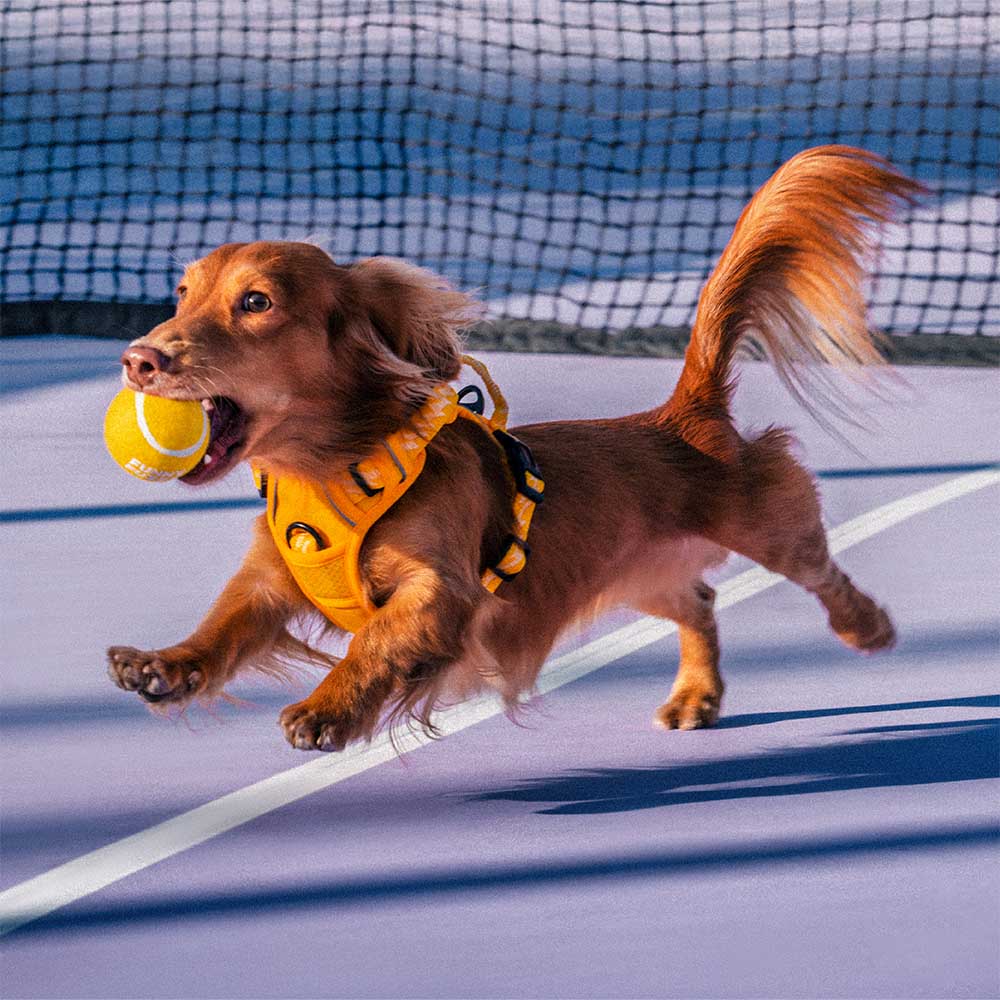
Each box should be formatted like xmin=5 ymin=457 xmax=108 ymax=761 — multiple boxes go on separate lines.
xmin=254 ymin=356 xmax=544 ymax=633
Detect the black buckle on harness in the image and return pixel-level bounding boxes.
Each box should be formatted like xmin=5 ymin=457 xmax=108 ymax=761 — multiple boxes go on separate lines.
xmin=457 ymin=384 xmax=485 ymax=415
xmin=493 ymin=429 xmax=544 ymax=503
xmin=491 ymin=533 xmax=531 ymax=582
xmin=348 ymin=463 xmax=383 ymax=498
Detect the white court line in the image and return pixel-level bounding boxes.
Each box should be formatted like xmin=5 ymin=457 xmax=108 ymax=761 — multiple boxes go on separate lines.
xmin=1 ymin=466 xmax=997 ymax=937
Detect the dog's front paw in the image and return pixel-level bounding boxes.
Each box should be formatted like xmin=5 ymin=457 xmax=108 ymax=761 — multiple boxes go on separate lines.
xmin=279 ymin=700 xmax=359 ymax=752
xmin=107 ymin=646 xmax=204 ymax=705
xmin=654 ymin=686 xmax=722 ymax=731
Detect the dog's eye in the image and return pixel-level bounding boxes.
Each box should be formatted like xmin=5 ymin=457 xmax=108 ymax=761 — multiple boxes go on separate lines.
xmin=176 ymin=285 xmax=187 ymax=299
xmin=242 ymin=291 xmax=271 ymax=313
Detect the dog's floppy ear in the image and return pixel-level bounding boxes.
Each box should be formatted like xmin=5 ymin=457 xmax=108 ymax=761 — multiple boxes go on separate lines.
xmin=348 ymin=257 xmax=481 ymax=381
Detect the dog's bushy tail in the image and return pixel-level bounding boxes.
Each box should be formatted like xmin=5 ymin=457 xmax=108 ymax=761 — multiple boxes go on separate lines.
xmin=664 ymin=146 xmax=924 ymax=437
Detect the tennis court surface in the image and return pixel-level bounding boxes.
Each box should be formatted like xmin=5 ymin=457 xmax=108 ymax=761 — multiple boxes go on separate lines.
xmin=3 ymin=0 xmax=998 ymax=994
xmin=1 ymin=340 xmax=997 ymax=998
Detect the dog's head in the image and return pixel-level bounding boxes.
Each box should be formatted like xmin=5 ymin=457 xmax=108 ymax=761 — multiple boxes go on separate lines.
xmin=120 ymin=242 xmax=480 ymax=483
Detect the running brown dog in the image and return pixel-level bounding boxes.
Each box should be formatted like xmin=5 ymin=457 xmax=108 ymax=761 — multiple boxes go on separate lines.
xmin=108 ymin=146 xmax=920 ymax=751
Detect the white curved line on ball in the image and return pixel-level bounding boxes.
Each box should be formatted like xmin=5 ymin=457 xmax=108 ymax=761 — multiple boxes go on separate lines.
xmin=134 ymin=391 xmax=210 ymax=459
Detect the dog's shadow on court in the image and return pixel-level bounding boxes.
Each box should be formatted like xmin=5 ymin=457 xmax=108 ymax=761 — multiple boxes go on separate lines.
xmin=468 ymin=696 xmax=999 ymax=815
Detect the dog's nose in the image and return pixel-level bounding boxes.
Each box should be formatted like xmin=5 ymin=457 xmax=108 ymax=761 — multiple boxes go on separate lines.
xmin=121 ymin=346 xmax=172 ymax=388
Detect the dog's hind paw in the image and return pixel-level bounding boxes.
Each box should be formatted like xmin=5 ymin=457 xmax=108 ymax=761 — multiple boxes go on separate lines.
xmin=832 ymin=602 xmax=897 ymax=654
xmin=654 ymin=687 xmax=722 ymax=731
xmin=107 ymin=646 xmax=204 ymax=705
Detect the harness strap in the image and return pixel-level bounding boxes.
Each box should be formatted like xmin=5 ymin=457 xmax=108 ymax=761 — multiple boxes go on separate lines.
xmin=476 ymin=426 xmax=545 ymax=593
xmin=453 ymin=356 xmax=543 ymax=590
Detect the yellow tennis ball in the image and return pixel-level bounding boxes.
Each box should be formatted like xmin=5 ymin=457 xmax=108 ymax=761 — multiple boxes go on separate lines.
xmin=104 ymin=389 xmax=210 ymax=482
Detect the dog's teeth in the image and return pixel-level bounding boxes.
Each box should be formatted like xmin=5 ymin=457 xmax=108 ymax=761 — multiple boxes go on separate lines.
xmin=201 ymin=399 xmax=214 ymax=412
xmin=203 ymin=454 xmax=213 ymax=465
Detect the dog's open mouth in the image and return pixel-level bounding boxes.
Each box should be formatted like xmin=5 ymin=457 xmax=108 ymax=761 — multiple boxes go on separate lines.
xmin=179 ymin=396 xmax=248 ymax=485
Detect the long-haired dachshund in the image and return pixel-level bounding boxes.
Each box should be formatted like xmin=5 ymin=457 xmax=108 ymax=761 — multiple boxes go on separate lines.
xmin=108 ymin=146 xmax=921 ymax=750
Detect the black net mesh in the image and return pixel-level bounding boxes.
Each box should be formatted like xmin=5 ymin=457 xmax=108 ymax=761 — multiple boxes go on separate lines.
xmin=2 ymin=0 xmax=997 ymax=337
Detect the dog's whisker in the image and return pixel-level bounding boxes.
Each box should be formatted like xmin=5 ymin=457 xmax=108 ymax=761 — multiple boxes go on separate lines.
xmin=189 ymin=371 xmax=224 ymax=398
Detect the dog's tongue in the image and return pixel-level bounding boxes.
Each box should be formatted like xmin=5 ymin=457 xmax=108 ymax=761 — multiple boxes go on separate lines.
xmin=179 ymin=397 xmax=247 ymax=485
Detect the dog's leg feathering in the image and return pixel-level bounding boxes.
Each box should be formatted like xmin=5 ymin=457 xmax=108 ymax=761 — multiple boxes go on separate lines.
xmin=714 ymin=429 xmax=897 ymax=654
xmin=107 ymin=516 xmax=316 ymax=706
xmin=278 ymin=568 xmax=481 ymax=751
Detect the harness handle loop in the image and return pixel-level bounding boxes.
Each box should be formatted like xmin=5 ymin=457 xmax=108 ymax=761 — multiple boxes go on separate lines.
xmin=460 ymin=354 xmax=508 ymax=430
xmin=456 ymin=384 xmax=485 ymax=415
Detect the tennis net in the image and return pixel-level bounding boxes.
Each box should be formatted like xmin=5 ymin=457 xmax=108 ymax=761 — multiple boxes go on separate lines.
xmin=2 ymin=1 xmax=997 ymax=343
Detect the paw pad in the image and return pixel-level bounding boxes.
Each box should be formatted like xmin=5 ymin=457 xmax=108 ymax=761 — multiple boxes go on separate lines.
xmin=107 ymin=646 xmax=202 ymax=704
